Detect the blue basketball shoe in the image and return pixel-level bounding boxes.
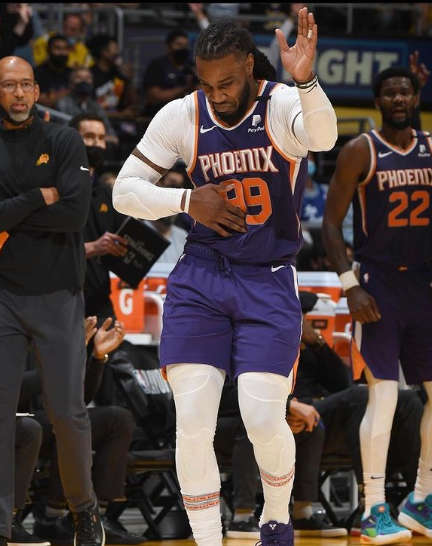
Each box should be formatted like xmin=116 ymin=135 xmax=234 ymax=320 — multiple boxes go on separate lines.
xmin=258 ymin=520 xmax=294 ymax=546
xmin=360 ymin=503 xmax=411 ymax=544
xmin=398 ymin=493 xmax=432 ymax=538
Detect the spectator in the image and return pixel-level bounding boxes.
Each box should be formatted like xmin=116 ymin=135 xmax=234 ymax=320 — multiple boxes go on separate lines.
xmin=55 ymin=67 xmax=119 ymax=147
xmin=142 ymin=30 xmax=198 ymax=118
xmin=34 ymin=34 xmax=71 ymax=108
xmin=0 ymin=3 xmax=33 ymax=60
xmin=69 ymin=112 xmax=127 ymax=320
xmin=87 ymin=34 xmax=139 ymax=119
xmin=32 ymin=12 xmax=92 ymax=68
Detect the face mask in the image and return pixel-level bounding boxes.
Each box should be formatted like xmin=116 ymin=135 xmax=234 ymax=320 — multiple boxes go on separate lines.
xmin=67 ymin=37 xmax=78 ymax=47
xmin=50 ymin=54 xmax=69 ymax=69
xmin=308 ymin=160 xmax=316 ymax=177
xmin=85 ymin=145 xmax=105 ymax=169
xmin=0 ymin=103 xmax=37 ymax=126
xmin=172 ymin=48 xmax=190 ymax=63
xmin=73 ymin=81 xmax=93 ymax=96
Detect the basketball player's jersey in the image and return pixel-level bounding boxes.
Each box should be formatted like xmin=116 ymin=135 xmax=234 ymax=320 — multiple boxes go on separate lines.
xmin=352 ymin=129 xmax=432 ymax=267
xmin=187 ymin=80 xmax=307 ymax=265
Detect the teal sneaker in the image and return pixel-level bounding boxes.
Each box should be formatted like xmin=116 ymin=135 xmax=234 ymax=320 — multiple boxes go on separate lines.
xmin=360 ymin=503 xmax=411 ymax=544
xmin=398 ymin=492 xmax=432 ymax=538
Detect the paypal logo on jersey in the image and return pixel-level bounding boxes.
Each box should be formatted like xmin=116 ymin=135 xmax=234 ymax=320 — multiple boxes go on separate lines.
xmin=248 ymin=114 xmax=264 ymax=133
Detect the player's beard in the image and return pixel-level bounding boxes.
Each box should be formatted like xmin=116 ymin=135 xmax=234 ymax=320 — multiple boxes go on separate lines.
xmin=382 ymin=106 xmax=414 ymax=130
xmin=213 ymin=80 xmax=251 ymax=126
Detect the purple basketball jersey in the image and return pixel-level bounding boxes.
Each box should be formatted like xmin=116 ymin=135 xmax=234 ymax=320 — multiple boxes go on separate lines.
xmin=187 ymin=81 xmax=307 ymax=265
xmin=353 ymin=129 xmax=432 ymax=268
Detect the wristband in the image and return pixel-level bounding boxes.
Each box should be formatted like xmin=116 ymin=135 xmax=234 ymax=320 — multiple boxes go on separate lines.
xmin=182 ymin=189 xmax=192 ymax=213
xmin=292 ymin=71 xmax=318 ymax=89
xmin=339 ymin=270 xmax=360 ymax=292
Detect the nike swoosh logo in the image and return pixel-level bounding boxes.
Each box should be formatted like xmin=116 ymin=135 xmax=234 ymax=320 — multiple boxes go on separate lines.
xmin=271 ymin=265 xmax=286 ymax=273
xmin=80 ymin=166 xmax=90 ymax=171
xmin=371 ymin=476 xmax=385 ymax=480
xmin=378 ymin=151 xmax=393 ymax=158
xmin=200 ymin=125 xmax=217 ymax=134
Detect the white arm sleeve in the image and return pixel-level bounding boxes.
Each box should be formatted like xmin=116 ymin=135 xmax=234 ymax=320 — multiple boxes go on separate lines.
xmin=293 ymin=81 xmax=338 ymax=151
xmin=112 ymin=155 xmax=191 ymax=220
xmin=269 ymin=82 xmax=338 ymax=156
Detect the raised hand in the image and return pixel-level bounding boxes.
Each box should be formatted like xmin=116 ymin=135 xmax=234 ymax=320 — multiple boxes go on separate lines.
xmin=275 ymin=6 xmax=317 ymax=82
xmin=409 ymin=50 xmax=430 ymax=89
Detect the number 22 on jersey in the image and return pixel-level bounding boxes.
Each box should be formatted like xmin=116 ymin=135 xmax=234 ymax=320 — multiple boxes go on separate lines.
xmin=388 ymin=190 xmax=430 ymax=227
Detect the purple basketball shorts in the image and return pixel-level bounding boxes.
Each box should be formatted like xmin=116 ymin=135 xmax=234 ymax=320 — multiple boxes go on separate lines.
xmin=160 ymin=243 xmax=302 ymax=380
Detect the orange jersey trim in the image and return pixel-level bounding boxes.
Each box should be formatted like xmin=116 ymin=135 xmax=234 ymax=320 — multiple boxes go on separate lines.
xmin=0 ymin=232 xmax=9 ymax=253
xmin=186 ymin=91 xmax=200 ymax=178
xmin=351 ymin=336 xmax=367 ymax=381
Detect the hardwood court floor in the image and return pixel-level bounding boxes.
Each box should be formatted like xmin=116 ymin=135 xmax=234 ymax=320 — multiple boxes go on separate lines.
xmin=146 ymin=537 xmax=431 ymax=546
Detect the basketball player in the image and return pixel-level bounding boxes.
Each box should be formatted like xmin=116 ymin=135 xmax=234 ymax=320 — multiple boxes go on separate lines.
xmin=113 ymin=9 xmax=337 ymax=546
xmin=323 ymin=66 xmax=432 ymax=544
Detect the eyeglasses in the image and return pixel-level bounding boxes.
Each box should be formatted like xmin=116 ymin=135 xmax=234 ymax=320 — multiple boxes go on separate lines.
xmin=0 ymin=80 xmax=37 ymax=94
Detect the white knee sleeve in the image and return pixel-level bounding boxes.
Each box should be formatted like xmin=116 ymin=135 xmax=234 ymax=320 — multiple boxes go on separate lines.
xmin=167 ymin=364 xmax=225 ymax=487
xmin=238 ymin=372 xmax=295 ymax=525
xmin=238 ymin=372 xmax=295 ymax=475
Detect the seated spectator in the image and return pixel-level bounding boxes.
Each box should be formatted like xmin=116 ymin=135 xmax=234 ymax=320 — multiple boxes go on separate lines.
xmin=33 ymin=12 xmax=93 ymax=68
xmin=22 ymin=318 xmax=145 ymax=545
xmin=87 ymin=34 xmax=139 ymax=119
xmin=55 ymin=67 xmax=119 ymax=147
xmin=141 ymin=30 xmax=198 ymax=118
xmin=0 ymin=3 xmax=33 ymax=59
xmin=34 ymin=34 xmax=71 ymax=108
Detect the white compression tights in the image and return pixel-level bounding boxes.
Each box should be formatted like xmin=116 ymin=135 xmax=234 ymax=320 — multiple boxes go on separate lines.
xmin=359 ymin=369 xmax=399 ymax=515
xmin=167 ymin=364 xmax=296 ymax=546
xmin=414 ymin=381 xmax=432 ymax=501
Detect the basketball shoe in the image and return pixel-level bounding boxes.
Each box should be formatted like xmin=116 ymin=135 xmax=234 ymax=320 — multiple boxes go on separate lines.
xmin=259 ymin=520 xmax=294 ymax=546
xmin=398 ymin=493 xmax=432 ymax=539
xmin=360 ymin=503 xmax=411 ymax=544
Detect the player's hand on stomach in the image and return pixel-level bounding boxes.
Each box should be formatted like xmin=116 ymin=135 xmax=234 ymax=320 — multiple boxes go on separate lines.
xmin=346 ymin=286 xmax=381 ymax=324
xmin=188 ymin=183 xmax=247 ymax=237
